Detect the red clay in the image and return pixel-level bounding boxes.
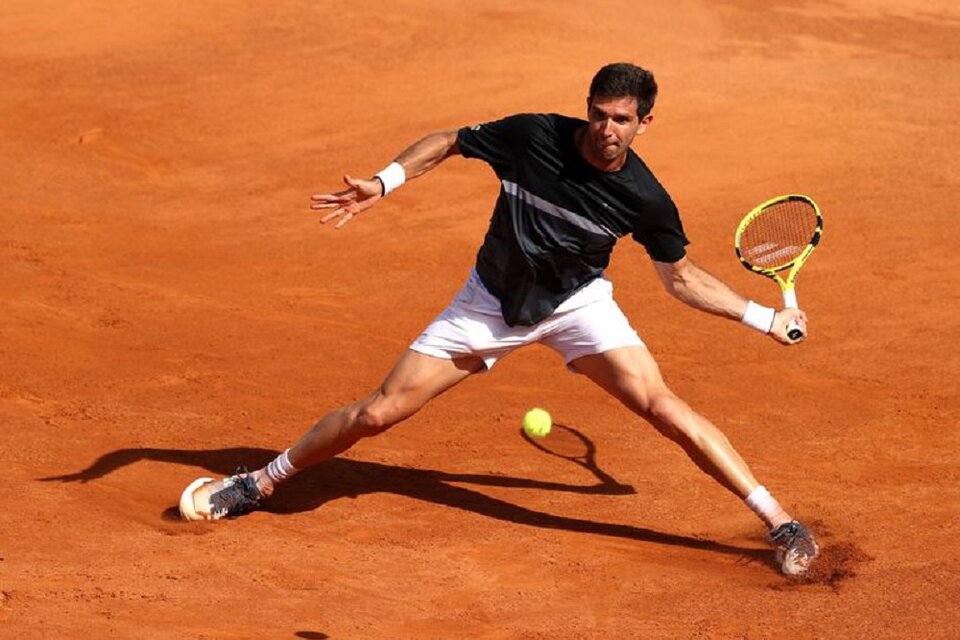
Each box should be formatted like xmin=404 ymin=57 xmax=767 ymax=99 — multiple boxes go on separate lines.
xmin=2 ymin=1 xmax=958 ymax=638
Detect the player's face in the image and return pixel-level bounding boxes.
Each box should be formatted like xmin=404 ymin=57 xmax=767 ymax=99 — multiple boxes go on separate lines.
xmin=585 ymin=96 xmax=653 ymax=164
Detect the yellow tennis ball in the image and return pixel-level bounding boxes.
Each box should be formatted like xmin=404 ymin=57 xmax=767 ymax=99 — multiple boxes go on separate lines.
xmin=523 ymin=408 xmax=552 ymax=438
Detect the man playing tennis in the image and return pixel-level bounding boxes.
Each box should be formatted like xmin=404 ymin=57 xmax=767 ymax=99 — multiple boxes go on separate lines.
xmin=179 ymin=62 xmax=819 ymax=575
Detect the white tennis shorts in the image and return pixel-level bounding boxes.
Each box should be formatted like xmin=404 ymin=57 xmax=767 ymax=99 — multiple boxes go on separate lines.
xmin=409 ymin=270 xmax=643 ymax=371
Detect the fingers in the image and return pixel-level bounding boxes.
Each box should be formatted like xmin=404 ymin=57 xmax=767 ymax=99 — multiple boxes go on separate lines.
xmin=311 ymin=200 xmax=345 ymax=211
xmin=310 ymin=191 xmax=352 ymax=209
xmin=773 ymin=308 xmax=809 ymax=345
xmin=320 ymin=211 xmax=354 ymax=228
xmin=311 ymin=174 xmax=361 ymax=206
xmin=789 ymin=309 xmax=809 ymax=333
xmin=318 ymin=201 xmax=359 ymax=228
xmin=319 ymin=210 xmax=341 ymax=224
xmin=311 ymin=173 xmax=379 ymax=228
xmin=310 ymin=188 xmax=354 ymax=224
xmin=319 ymin=206 xmax=352 ymax=226
xmin=324 ymin=208 xmax=357 ymax=229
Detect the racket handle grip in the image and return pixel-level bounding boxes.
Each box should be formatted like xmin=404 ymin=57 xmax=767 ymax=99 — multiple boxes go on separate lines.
xmin=782 ymin=289 xmax=799 ymax=309
xmin=786 ymin=319 xmax=804 ymax=341
xmin=782 ymin=288 xmax=803 ymax=340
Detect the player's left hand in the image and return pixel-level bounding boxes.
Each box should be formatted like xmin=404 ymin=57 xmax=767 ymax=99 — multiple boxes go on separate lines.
xmin=770 ymin=308 xmax=808 ymax=345
xmin=310 ymin=173 xmax=383 ymax=229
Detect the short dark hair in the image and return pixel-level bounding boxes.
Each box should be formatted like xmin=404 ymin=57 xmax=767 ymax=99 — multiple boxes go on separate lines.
xmin=588 ymin=63 xmax=658 ymax=117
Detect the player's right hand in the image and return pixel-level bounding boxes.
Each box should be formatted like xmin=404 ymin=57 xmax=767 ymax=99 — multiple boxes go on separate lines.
xmin=310 ymin=173 xmax=383 ymax=229
xmin=770 ymin=308 xmax=808 ymax=345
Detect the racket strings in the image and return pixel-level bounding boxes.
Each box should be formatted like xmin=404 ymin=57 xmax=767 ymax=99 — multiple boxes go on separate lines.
xmin=739 ymin=200 xmax=819 ymax=269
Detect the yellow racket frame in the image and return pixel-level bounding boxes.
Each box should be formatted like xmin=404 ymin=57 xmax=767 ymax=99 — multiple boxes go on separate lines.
xmin=735 ymin=194 xmax=823 ymax=339
xmin=734 ymin=193 xmax=823 ymax=307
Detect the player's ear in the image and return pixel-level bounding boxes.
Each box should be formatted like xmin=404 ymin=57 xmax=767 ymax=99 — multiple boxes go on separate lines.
xmin=637 ymin=113 xmax=654 ymax=134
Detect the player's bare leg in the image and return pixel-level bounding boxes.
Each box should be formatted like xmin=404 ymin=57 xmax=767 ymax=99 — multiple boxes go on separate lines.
xmin=572 ymin=346 xmax=767 ymax=500
xmin=572 ymin=345 xmax=818 ymax=574
xmin=286 ymin=350 xmax=485 ymax=470
xmin=179 ymin=350 xmax=484 ymax=520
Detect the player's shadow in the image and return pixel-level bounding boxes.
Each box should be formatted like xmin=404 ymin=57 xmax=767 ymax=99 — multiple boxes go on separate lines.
xmin=40 ymin=430 xmax=769 ymax=564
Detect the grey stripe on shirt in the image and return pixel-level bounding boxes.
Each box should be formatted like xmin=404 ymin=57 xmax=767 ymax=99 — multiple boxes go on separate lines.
xmin=502 ymin=180 xmax=618 ymax=239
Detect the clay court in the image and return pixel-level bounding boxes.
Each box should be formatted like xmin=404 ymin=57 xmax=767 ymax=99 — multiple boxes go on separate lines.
xmin=2 ymin=0 xmax=958 ymax=637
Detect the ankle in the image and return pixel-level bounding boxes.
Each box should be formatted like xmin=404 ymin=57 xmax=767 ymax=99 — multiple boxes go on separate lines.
xmin=250 ymin=469 xmax=276 ymax=498
xmin=767 ymin=514 xmax=793 ymax=531
xmin=744 ymin=485 xmax=792 ymax=530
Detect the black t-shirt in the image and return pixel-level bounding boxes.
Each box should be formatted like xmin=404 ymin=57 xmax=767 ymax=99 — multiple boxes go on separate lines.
xmin=457 ymin=113 xmax=688 ymax=326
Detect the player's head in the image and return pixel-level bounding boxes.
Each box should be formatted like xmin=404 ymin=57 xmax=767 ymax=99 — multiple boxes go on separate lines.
xmin=582 ymin=63 xmax=657 ymax=167
xmin=588 ymin=62 xmax=658 ymax=118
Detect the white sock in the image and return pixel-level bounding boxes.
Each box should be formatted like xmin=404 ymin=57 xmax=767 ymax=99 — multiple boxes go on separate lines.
xmin=264 ymin=448 xmax=300 ymax=485
xmin=745 ymin=485 xmax=790 ymax=529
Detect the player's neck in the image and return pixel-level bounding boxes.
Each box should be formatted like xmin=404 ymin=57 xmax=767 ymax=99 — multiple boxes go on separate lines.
xmin=574 ymin=126 xmax=627 ymax=173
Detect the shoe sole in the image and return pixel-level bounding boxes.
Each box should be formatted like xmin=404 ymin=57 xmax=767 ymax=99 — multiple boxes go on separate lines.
xmin=778 ymin=543 xmax=820 ymax=575
xmin=178 ymin=477 xmax=216 ymax=521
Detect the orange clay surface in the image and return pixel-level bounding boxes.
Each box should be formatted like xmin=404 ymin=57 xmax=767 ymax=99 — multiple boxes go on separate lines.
xmin=2 ymin=1 xmax=959 ymax=638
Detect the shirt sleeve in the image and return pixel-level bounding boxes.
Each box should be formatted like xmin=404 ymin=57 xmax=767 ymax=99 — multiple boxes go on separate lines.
xmin=631 ymin=194 xmax=690 ymax=263
xmin=456 ymin=114 xmax=538 ymax=177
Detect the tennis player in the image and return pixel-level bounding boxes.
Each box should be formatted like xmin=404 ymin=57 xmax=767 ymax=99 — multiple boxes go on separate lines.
xmin=179 ymin=63 xmax=819 ymax=575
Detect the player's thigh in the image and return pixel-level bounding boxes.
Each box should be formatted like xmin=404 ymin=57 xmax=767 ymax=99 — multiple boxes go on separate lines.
xmin=570 ymin=345 xmax=670 ymax=414
xmin=374 ymin=349 xmax=485 ymax=419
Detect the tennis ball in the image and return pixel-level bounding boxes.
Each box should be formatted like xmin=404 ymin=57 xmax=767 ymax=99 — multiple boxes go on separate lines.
xmin=523 ymin=407 xmax=552 ymax=438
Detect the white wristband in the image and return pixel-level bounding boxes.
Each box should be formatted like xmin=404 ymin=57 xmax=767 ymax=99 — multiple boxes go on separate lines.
xmin=375 ymin=162 xmax=406 ymax=196
xmin=742 ymin=300 xmax=776 ymax=334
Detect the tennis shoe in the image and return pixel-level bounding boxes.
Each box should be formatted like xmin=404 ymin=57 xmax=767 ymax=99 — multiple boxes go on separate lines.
xmin=769 ymin=520 xmax=819 ymax=575
xmin=179 ymin=468 xmax=263 ymax=521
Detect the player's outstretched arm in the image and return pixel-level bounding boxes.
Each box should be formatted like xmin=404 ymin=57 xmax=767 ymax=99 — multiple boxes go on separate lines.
xmin=653 ymin=257 xmax=807 ymax=345
xmin=310 ymin=130 xmax=461 ymax=229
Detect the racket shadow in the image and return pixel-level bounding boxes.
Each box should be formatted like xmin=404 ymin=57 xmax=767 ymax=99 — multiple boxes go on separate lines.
xmin=40 ymin=443 xmax=770 ymax=564
xmin=520 ymin=422 xmax=634 ymax=495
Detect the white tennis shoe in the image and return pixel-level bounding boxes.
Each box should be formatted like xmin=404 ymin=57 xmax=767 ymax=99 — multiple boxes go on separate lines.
xmin=770 ymin=520 xmax=820 ymax=575
xmin=179 ymin=469 xmax=263 ymax=521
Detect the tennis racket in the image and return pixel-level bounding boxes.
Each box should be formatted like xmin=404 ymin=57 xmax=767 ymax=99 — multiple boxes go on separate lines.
xmin=734 ymin=194 xmax=823 ymax=340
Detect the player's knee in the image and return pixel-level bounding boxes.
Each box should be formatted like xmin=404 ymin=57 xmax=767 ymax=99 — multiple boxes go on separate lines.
xmin=645 ymin=393 xmax=693 ymax=438
xmin=647 ymin=393 xmax=682 ymax=421
xmin=354 ymin=403 xmax=395 ymax=435
xmin=629 ymin=385 xmax=676 ymax=419
xmin=353 ymin=394 xmax=412 ymax=436
xmin=648 ymin=394 xmax=720 ymax=446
